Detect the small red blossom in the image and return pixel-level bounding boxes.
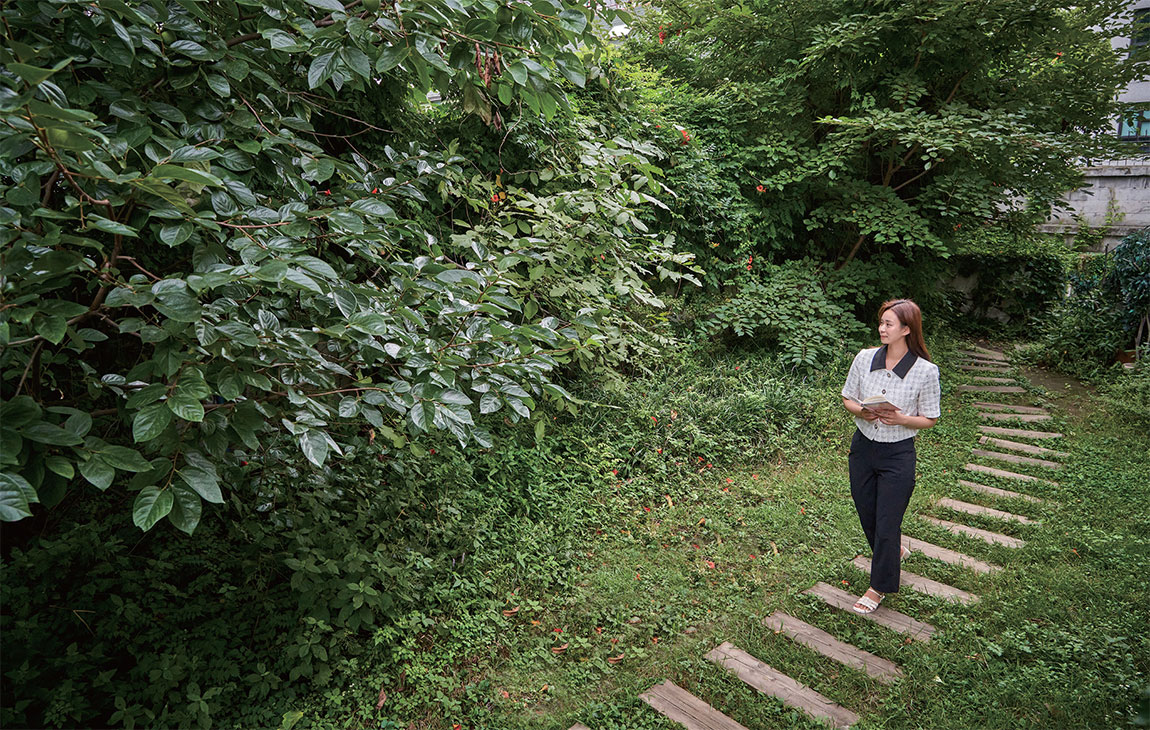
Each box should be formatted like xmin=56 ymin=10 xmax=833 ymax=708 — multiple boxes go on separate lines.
xmin=756 ymin=184 xmax=765 ymax=192
xmin=705 ymin=560 xmax=715 ymax=569
xmin=491 ymin=194 xmax=499 ymax=203
xmin=841 ymin=579 xmax=850 ymax=586
xmin=240 ymin=460 xmax=248 ymax=466
xmin=706 ymin=463 xmax=712 ymax=468
xmin=726 ymin=478 xmax=733 ymax=484
xmin=612 ymin=469 xmax=618 ymax=475
xmin=553 ymin=628 xmax=562 ymax=633
xmin=749 ymin=554 xmax=756 ymax=560
xmin=372 ymin=187 xmax=379 ymax=194
xmin=643 ymin=506 xmax=650 ymax=512
xmin=321 ymin=189 xmax=331 ymax=196
xmin=657 ymin=449 xmax=663 ymax=454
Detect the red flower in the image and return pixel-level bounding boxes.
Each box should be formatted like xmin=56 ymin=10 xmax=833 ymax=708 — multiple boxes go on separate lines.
xmin=1054 ymin=51 xmax=1063 ymax=57
xmin=657 ymin=449 xmax=663 ymax=454
xmin=321 ymin=189 xmax=331 ymax=196
xmin=756 ymin=184 xmax=765 ymax=192
xmin=612 ymin=469 xmax=618 ymax=475
xmin=372 ymin=187 xmax=379 ymax=194
xmin=240 ymin=460 xmax=248 ymax=466
xmin=491 ymin=194 xmax=499 ymax=203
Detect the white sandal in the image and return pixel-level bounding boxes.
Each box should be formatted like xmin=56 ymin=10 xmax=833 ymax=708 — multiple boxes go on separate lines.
xmin=853 ymin=589 xmax=885 ymax=614
xmin=900 ymin=545 xmax=911 ymax=561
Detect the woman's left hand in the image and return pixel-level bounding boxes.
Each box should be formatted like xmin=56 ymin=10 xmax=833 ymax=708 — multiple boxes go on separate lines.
xmin=877 ymin=408 xmax=907 ymax=426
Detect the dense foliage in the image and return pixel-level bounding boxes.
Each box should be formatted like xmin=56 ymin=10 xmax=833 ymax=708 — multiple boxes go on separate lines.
xmin=623 ymin=0 xmax=1141 ymax=268
xmin=0 ymin=0 xmax=710 ymax=532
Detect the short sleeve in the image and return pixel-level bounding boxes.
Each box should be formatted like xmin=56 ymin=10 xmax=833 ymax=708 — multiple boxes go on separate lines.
xmin=841 ymin=351 xmax=865 ymax=403
xmin=918 ymin=366 xmax=941 ymax=419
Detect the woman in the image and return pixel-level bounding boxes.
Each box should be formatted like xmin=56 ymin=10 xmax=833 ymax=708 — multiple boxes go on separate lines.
xmin=840 ymin=299 xmax=941 ymax=614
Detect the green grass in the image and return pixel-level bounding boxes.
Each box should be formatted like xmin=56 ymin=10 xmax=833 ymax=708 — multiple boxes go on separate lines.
xmin=325 ymin=343 xmax=1149 ymax=730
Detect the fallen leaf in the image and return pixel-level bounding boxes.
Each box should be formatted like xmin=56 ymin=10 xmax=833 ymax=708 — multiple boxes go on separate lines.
xmin=551 ymin=643 xmax=568 ymax=654
xmin=375 ymin=687 xmax=387 ymax=710
xmin=770 ymin=541 xmax=779 ymax=554
xmin=607 ymin=654 xmax=624 ymax=664
xmin=664 ymin=494 xmax=674 ymax=507
xmin=500 ymin=690 xmax=510 ymax=699
xmin=697 ymin=517 xmax=706 ymax=525
xmin=705 ymin=560 xmax=715 ymax=569
xmin=530 ymin=620 xmax=540 ymax=626
xmin=502 ymin=606 xmax=520 ymax=617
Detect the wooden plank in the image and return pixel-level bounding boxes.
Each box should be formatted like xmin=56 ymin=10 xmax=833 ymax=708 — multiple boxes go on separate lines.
xmin=851 ymin=556 xmax=978 ymax=605
xmin=968 ymin=345 xmax=1008 ymax=359
xmin=763 ymin=611 xmax=903 ymax=685
xmin=972 ymin=402 xmax=1048 ymax=415
xmin=958 ymin=385 xmax=1026 ymax=393
xmin=706 ymin=642 xmax=860 ymax=729
xmin=978 ymin=425 xmax=1064 ymax=440
xmin=639 ymin=680 xmax=750 ymax=730
xmin=964 ymin=463 xmax=1060 ymax=486
xmin=920 ymin=515 xmax=1026 ymax=548
xmin=957 ymin=349 xmax=1007 ymax=360
xmin=902 ymin=536 xmax=1001 ymax=574
xmin=978 ymin=412 xmax=1052 ymax=423
xmin=977 ymin=436 xmax=1069 ymax=459
xmin=802 ymin=582 xmax=936 ymax=642
xmin=971 ymin=448 xmax=1061 ymax=470
xmin=957 ymin=364 xmax=1011 ymax=372
xmin=936 ymin=496 xmax=1039 ymax=525
xmin=959 ymin=479 xmax=1048 ymax=505
xmin=970 ymin=376 xmax=1017 ymax=384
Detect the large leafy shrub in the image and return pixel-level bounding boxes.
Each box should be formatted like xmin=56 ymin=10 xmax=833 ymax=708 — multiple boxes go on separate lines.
xmin=0 ymin=0 xmax=709 ymax=532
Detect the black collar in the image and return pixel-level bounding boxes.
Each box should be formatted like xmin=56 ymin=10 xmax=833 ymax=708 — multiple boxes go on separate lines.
xmin=870 ymin=345 xmax=918 ymax=379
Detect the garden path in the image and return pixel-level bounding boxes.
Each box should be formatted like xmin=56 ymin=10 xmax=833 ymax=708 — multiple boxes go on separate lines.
xmin=566 ymin=344 xmax=1071 ymax=730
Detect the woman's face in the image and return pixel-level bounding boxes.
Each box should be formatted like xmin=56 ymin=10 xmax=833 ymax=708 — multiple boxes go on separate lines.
xmin=878 ymin=310 xmax=910 ymax=345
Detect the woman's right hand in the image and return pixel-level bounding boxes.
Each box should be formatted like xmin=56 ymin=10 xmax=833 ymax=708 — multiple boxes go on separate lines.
xmin=859 ymin=407 xmax=881 ymax=422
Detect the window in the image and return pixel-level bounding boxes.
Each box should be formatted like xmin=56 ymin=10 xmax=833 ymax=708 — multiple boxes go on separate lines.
xmin=1131 ymin=8 xmax=1150 ymax=51
xmin=1118 ymin=109 xmax=1150 ymax=141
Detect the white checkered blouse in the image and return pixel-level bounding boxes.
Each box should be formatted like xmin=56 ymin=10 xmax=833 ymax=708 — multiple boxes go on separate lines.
xmin=841 ymin=346 xmax=942 ymax=443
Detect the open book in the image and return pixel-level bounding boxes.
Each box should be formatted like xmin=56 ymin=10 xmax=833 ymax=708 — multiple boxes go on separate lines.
xmin=860 ymin=396 xmax=898 ymax=412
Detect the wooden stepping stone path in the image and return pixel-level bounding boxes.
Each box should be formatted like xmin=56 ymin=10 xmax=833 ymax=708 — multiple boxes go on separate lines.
xmin=964 ymin=463 xmax=1059 ymax=486
xmin=639 ymin=680 xmax=749 ymax=730
xmin=802 ymin=582 xmax=936 ymax=642
xmin=902 ymin=536 xmax=1001 ymax=574
xmin=978 ymin=412 xmax=1051 ymax=422
xmin=920 ymin=515 xmax=1026 ymax=548
xmin=570 ymin=724 xmax=591 ymax=730
xmin=850 ymin=556 xmax=978 ymax=605
xmin=977 ymin=436 xmax=1068 ymax=459
xmin=959 ymin=479 xmax=1047 ymax=505
xmin=971 ymin=376 xmax=1017 ymax=384
xmin=958 ymin=384 xmax=1025 ymax=393
xmin=762 ymin=611 xmax=903 ymax=685
xmin=706 ymin=642 xmax=860 ymax=729
xmin=971 ymin=448 xmax=1061 ymax=470
xmin=935 ymin=497 xmax=1038 ymax=525
xmin=973 ymin=402 xmax=1047 ymax=415
xmin=979 ymin=425 xmax=1064 ymax=440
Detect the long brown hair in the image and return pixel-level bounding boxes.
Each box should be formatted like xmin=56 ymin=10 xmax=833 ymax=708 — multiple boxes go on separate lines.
xmin=879 ymin=299 xmax=932 ymax=362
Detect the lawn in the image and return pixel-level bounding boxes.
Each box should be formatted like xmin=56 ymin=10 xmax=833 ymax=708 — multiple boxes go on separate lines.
xmin=357 ymin=342 xmax=1149 ymax=730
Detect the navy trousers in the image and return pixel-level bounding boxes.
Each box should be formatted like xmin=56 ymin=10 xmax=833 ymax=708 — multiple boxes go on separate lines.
xmin=848 ymin=429 xmax=916 ymax=594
